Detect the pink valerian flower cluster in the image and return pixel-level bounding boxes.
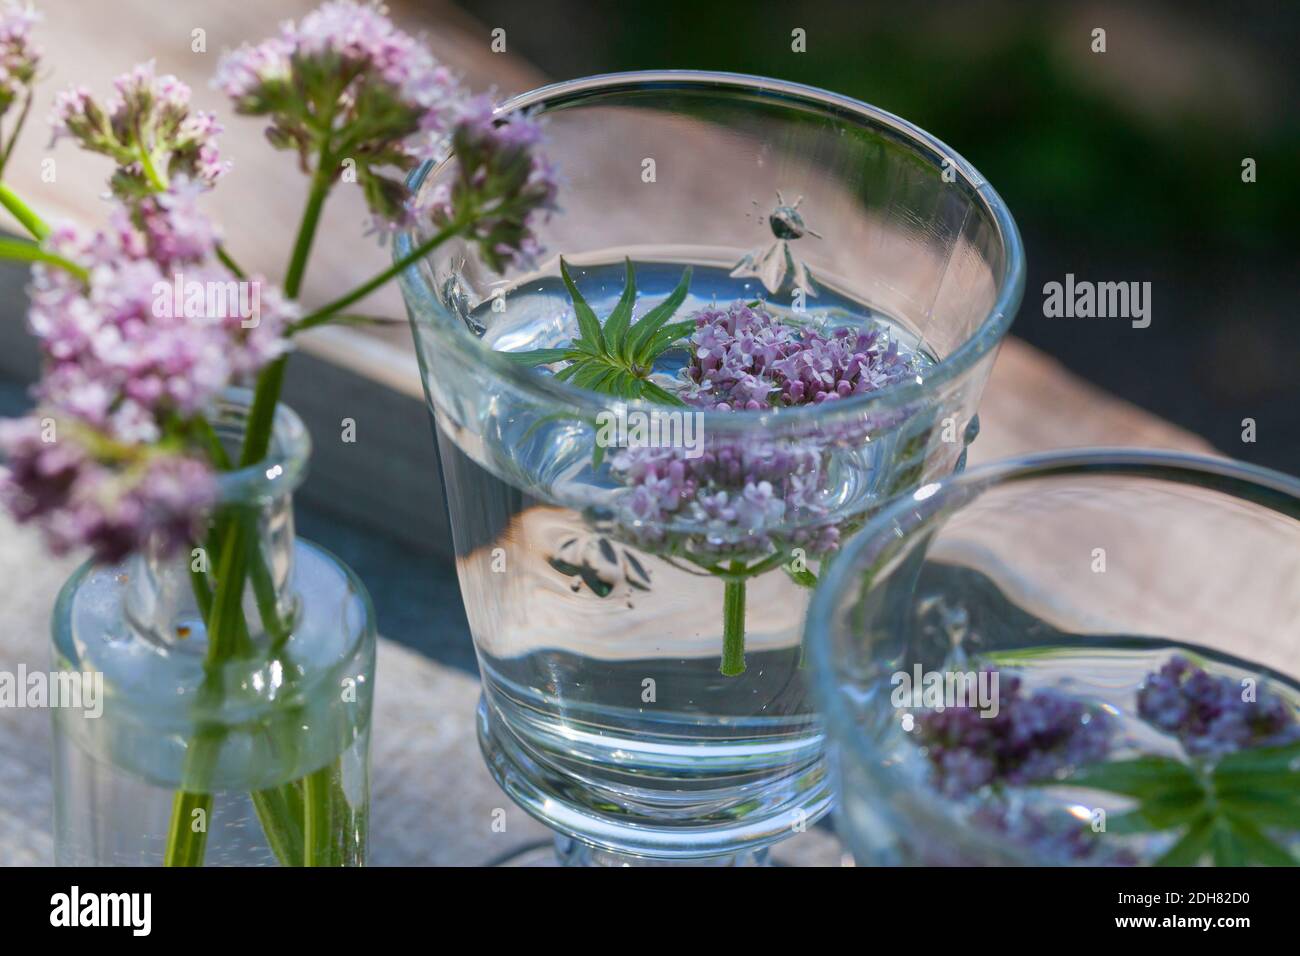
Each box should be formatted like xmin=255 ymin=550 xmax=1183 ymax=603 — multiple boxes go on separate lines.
xmin=966 ymin=802 xmax=1137 ymax=866
xmin=606 ymin=303 xmax=918 ymax=557
xmin=426 ymin=97 xmax=559 ymax=270
xmin=1 ymin=186 xmax=294 ymax=561
xmin=611 ymin=439 xmax=838 ymax=556
xmin=914 ymin=671 xmax=1113 ymax=797
xmin=215 ymin=0 xmax=460 ymax=143
xmin=0 ymin=1 xmax=38 ymax=116
xmin=0 ymin=416 xmax=214 ymax=563
xmin=685 ymin=301 xmax=917 ymax=410
xmin=51 ymin=61 xmax=227 ymax=198
xmin=213 ymin=1 xmax=556 ymax=258
xmin=29 ymin=187 xmax=294 ymax=434
xmin=214 ymin=0 xmax=464 ymax=229
xmin=1137 ymin=655 xmax=1300 ymax=759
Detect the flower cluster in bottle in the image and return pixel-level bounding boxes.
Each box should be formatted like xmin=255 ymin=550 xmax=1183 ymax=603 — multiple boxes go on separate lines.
xmin=52 ymin=61 xmax=227 ymax=198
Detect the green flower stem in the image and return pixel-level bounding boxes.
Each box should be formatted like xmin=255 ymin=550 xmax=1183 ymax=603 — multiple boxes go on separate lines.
xmin=163 ymin=792 xmax=213 ymax=866
xmin=251 ymin=783 xmax=306 ymax=865
xmin=721 ymin=565 xmax=748 ymax=677
xmin=0 ymin=92 xmax=33 ymax=178
xmin=137 ymin=141 xmax=168 ymax=193
xmin=0 ymin=235 xmax=87 ymax=281
xmin=170 ymin=137 xmax=359 ymax=865
xmin=170 ymin=137 xmax=349 ymax=865
xmin=206 ymin=518 xmax=254 ymax=660
xmin=164 ymin=519 xmax=244 ymax=866
xmin=678 ymin=551 xmax=796 ymax=677
xmin=290 ymin=218 xmax=468 ymax=335
xmin=186 ymin=416 xmax=306 ymax=862
xmin=189 ymin=562 xmax=213 ymax=621
xmin=0 ymin=181 xmax=48 ymax=240
xmin=162 ymin=728 xmax=221 ymax=866
xmin=216 ymin=243 xmax=246 ymax=279
xmin=239 ymin=356 xmax=288 ymax=468
xmin=171 ymin=520 xmax=311 ymax=868
xmin=247 ymin=531 xmax=289 ymax=643
xmin=235 ymin=143 xmax=335 ymax=470
xmin=284 ymin=163 xmax=333 ymax=298
xmin=303 ymin=764 xmax=337 ymax=867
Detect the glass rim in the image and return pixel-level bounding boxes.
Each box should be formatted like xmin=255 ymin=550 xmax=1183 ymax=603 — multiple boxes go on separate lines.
xmin=396 ymin=69 xmax=1026 ymax=433
xmin=209 ymin=388 xmax=312 ymax=503
xmin=805 ymin=446 xmax=1300 ymax=858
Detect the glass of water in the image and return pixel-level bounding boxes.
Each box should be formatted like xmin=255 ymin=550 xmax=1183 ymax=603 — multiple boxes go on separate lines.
xmin=397 ymin=70 xmax=1024 ymax=864
xmin=807 ymin=449 xmax=1300 ymax=866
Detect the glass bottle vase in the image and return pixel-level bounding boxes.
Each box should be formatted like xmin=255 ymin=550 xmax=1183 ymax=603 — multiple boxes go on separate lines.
xmin=51 ymin=391 xmax=376 ymax=866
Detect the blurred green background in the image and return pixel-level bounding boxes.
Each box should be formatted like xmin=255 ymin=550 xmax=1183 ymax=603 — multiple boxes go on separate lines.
xmin=464 ymin=0 xmax=1300 ymax=471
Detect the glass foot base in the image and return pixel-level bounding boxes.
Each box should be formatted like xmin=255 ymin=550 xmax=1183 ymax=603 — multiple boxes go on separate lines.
xmin=476 ymin=693 xmax=831 ymax=863
xmin=490 ymin=838 xmax=771 ymax=867
xmin=554 ymin=836 xmax=770 ymax=867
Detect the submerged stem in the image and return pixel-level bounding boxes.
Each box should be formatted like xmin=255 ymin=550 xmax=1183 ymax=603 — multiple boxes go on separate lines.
xmin=162 ymin=729 xmax=221 ymax=866
xmin=303 ymin=765 xmax=336 ymax=866
xmin=721 ymin=568 xmax=747 ymax=677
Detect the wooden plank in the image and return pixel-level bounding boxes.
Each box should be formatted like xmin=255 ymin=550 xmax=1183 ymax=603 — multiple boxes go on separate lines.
xmin=972 ymin=337 xmax=1215 ymax=463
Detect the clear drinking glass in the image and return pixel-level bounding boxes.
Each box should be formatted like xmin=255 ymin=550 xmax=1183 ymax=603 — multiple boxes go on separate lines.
xmin=807 ymin=449 xmax=1300 ymax=866
xmin=52 ymin=392 xmax=376 ymax=866
xmin=397 ymin=70 xmax=1024 ymax=864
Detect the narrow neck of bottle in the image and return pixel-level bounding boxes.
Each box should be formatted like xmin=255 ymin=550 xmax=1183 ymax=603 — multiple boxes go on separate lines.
xmin=122 ymin=391 xmax=309 ymax=654
xmin=124 ymin=489 xmax=300 ymax=652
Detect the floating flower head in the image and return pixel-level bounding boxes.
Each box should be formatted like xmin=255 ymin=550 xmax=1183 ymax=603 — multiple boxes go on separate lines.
xmin=606 ymin=301 xmax=918 ymax=559
xmin=214 ymin=0 xmax=465 ymax=229
xmin=51 ymin=60 xmax=227 ymax=198
xmin=914 ymin=672 xmax=1113 ymax=797
xmin=0 ymin=1 xmax=39 ymax=119
xmin=1137 ymin=655 xmax=1300 ymax=759
xmin=685 ymin=300 xmax=917 ymax=410
xmin=610 ymin=438 xmax=838 ymax=557
xmin=427 ymin=97 xmax=558 ymax=271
